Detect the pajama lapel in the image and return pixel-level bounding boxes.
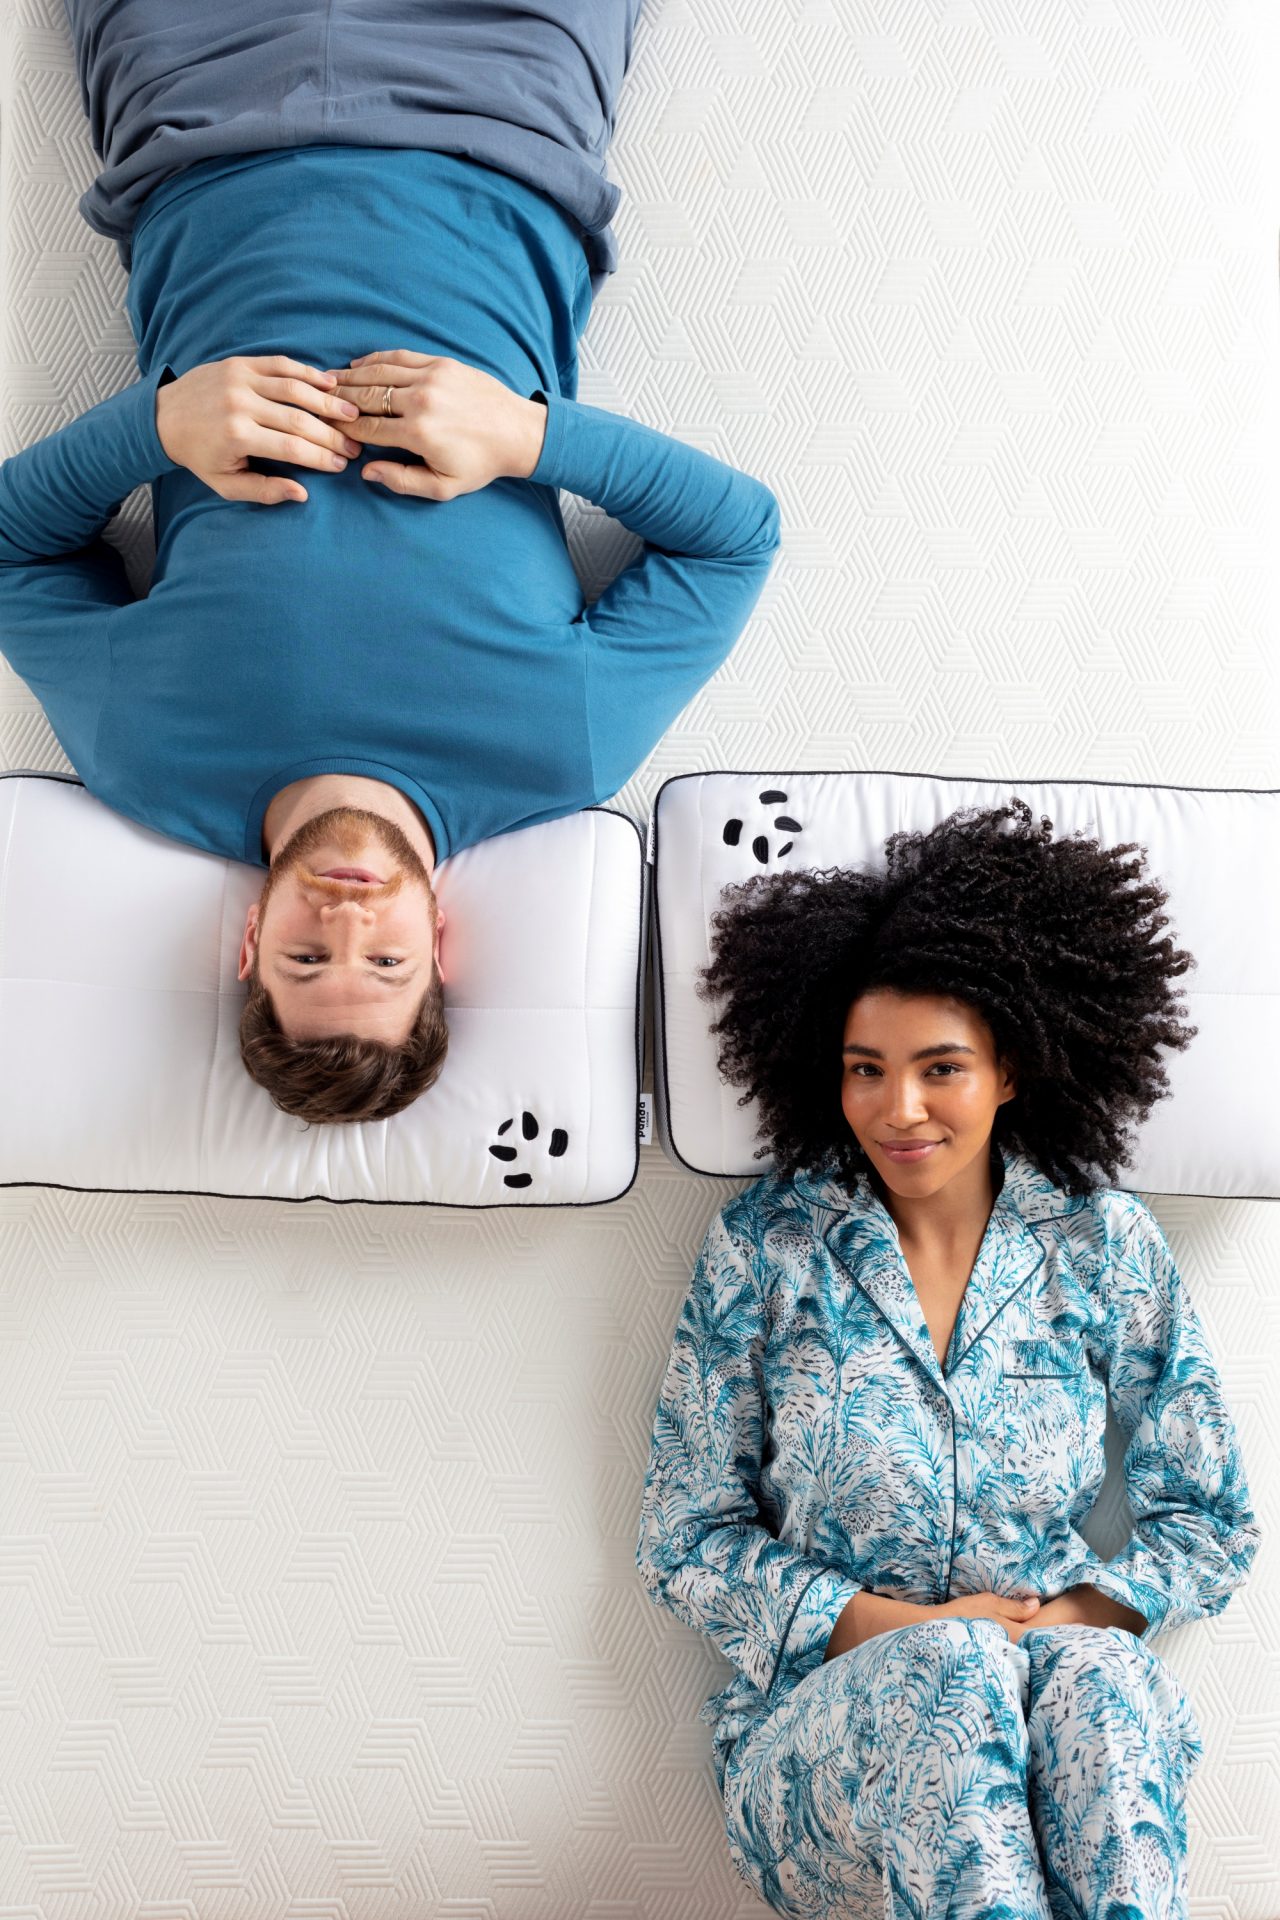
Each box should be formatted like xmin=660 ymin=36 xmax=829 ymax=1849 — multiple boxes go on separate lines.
xmin=800 ymin=1174 xmax=946 ymax=1390
xmin=798 ymin=1150 xmax=1070 ymax=1387
xmin=942 ymin=1193 xmax=1046 ymax=1375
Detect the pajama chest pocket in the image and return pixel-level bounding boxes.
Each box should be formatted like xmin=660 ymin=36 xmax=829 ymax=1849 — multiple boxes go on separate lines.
xmin=1001 ymin=1337 xmax=1092 ymax=1507
xmin=1003 ymin=1338 xmax=1080 ymax=1379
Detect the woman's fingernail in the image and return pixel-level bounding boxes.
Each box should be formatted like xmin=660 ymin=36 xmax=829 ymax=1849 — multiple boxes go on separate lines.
xmin=339 ymin=401 xmax=360 ymax=418
xmin=343 ymin=439 xmax=361 ymax=456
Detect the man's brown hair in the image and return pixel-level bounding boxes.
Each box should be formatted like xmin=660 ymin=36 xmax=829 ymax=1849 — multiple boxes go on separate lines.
xmin=239 ymin=968 xmax=449 ymax=1123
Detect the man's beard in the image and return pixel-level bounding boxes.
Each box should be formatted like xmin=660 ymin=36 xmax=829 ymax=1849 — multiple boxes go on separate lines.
xmin=257 ymin=807 xmax=435 ymax=921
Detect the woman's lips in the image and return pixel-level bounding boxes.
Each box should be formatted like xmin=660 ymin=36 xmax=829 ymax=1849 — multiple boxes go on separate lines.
xmin=319 ymin=867 xmax=383 ymax=884
xmin=877 ymin=1140 xmax=944 ymax=1162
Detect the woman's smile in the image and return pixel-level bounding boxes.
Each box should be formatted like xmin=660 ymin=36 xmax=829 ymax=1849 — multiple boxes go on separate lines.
xmin=877 ymin=1139 xmax=945 ymax=1163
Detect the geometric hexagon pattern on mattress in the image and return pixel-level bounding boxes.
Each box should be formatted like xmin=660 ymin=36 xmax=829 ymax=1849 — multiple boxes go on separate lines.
xmin=2 ymin=0 xmax=1279 ymax=1914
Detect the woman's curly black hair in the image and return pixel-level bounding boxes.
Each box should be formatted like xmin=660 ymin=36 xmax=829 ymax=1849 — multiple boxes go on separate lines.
xmin=699 ymin=799 xmax=1196 ymax=1193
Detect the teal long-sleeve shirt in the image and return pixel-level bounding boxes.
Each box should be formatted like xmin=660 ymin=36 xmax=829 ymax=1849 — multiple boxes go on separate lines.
xmin=0 ymin=145 xmax=780 ymax=865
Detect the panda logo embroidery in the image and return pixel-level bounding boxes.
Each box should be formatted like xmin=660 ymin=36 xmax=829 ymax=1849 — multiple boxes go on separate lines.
xmin=722 ymin=788 xmax=803 ymax=865
xmin=488 ymin=1110 xmax=570 ymax=1189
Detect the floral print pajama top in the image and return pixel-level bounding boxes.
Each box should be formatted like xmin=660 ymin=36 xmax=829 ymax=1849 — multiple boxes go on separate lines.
xmin=636 ymin=1150 xmax=1258 ymax=1789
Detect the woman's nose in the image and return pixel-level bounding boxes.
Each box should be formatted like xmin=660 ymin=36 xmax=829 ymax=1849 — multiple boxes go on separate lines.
xmin=883 ymin=1076 xmax=928 ymax=1127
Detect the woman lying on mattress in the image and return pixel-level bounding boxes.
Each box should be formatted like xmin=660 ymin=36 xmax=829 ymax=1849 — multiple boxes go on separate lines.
xmin=0 ymin=0 xmax=780 ymax=1125
xmin=637 ymin=799 xmax=1258 ymax=1918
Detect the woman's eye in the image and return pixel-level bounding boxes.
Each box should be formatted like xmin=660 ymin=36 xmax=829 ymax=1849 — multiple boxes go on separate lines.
xmin=926 ymin=1063 xmax=960 ymax=1076
xmin=846 ymin=1062 xmax=879 ymax=1077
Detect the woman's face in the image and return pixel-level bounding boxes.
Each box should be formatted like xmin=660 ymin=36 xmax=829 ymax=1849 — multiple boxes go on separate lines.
xmin=840 ymin=989 xmax=1016 ymax=1201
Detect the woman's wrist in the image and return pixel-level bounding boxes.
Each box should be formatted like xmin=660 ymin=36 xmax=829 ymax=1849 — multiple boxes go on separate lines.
xmin=823 ymin=1591 xmax=928 ymax=1661
xmin=1039 ymin=1585 xmax=1147 ymax=1636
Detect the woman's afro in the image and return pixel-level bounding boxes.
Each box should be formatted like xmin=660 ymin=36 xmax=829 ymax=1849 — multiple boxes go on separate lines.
xmin=699 ymin=799 xmax=1195 ymax=1193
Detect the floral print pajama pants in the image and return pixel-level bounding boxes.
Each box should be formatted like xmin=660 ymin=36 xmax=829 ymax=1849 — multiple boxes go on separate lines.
xmin=722 ymin=1618 xmax=1202 ymax=1920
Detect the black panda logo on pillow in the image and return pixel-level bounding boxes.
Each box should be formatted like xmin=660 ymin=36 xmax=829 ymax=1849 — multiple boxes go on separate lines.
xmin=722 ymin=788 xmax=803 ymax=865
xmin=488 ymin=1110 xmax=569 ymax=1190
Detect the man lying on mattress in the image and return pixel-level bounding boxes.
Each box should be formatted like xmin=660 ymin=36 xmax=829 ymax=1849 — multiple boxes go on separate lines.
xmin=0 ymin=0 xmax=780 ymax=1125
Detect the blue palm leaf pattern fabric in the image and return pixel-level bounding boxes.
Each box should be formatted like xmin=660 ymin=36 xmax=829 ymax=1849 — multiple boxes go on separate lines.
xmin=720 ymin=1616 xmax=1202 ymax=1917
xmin=635 ymin=1151 xmax=1258 ymax=1914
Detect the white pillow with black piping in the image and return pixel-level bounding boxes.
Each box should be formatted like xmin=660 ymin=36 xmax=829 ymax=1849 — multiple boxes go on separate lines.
xmin=0 ymin=774 xmax=645 ymax=1205
xmin=651 ymin=769 xmax=1280 ymax=1199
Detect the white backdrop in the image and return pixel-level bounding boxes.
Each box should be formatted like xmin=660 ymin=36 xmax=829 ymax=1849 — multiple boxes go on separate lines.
xmin=2 ymin=0 xmax=1279 ymax=1913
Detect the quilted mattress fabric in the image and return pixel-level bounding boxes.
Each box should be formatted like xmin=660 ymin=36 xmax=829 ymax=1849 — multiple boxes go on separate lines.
xmin=2 ymin=1 xmax=1279 ymax=1917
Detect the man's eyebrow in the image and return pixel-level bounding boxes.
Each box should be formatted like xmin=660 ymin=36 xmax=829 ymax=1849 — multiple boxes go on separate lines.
xmin=273 ymin=966 xmax=420 ymax=991
xmin=842 ymin=1042 xmax=976 ymax=1060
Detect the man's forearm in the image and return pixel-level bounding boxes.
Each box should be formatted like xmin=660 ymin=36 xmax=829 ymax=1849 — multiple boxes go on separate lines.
xmin=0 ymin=373 xmax=177 ymax=722
xmin=528 ymin=391 xmax=780 ymax=565
xmin=0 ymin=369 xmax=177 ymax=566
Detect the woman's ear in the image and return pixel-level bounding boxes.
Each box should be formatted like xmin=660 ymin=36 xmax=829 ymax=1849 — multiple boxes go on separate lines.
xmin=997 ymin=1058 xmax=1017 ymax=1106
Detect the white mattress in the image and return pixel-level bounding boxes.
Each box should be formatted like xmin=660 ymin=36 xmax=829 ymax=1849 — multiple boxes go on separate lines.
xmin=3 ymin=1 xmax=1279 ymax=1915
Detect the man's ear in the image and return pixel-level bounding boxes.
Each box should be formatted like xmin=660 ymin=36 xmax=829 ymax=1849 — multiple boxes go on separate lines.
xmin=432 ymin=903 xmax=446 ymax=984
xmin=238 ymin=899 xmax=261 ymax=983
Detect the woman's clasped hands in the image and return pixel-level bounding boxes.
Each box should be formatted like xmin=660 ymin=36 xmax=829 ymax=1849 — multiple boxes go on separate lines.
xmin=823 ymin=1583 xmax=1145 ymax=1663
xmin=939 ymin=1590 xmax=1045 ymax=1642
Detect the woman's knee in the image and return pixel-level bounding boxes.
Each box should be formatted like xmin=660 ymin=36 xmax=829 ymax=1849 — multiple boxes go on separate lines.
xmin=723 ymin=1617 xmax=1029 ymax=1915
xmin=810 ymin=1615 xmax=1011 ymax=1706
xmin=888 ymin=1613 xmax=1014 ymax=1668
xmin=1022 ymin=1623 xmax=1202 ymax=1777
xmin=1022 ymin=1620 xmax=1148 ymax=1686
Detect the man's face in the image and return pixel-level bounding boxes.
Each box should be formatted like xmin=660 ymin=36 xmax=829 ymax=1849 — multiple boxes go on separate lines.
xmin=239 ymin=807 xmax=442 ymax=1043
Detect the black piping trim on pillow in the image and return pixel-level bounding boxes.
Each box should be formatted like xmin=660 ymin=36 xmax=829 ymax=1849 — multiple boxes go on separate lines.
xmin=0 ymin=773 xmax=645 ymax=1210
xmin=650 ymin=766 xmax=1280 ymax=1202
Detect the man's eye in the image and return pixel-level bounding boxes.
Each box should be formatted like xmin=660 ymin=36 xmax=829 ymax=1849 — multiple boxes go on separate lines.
xmin=290 ymin=954 xmax=324 ymax=965
xmin=372 ymin=956 xmax=402 ymax=967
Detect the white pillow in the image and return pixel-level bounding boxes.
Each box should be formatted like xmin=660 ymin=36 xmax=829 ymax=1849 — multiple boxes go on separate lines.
xmin=0 ymin=775 xmax=645 ymax=1204
xmin=652 ymin=769 xmax=1280 ymax=1199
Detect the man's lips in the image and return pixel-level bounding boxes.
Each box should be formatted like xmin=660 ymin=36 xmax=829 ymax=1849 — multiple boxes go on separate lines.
xmin=877 ymin=1140 xmax=945 ymax=1161
xmin=319 ymin=867 xmax=384 ymax=884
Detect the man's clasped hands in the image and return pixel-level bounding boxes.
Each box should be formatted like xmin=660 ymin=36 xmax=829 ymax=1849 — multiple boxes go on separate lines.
xmin=154 ymin=351 xmax=549 ymax=507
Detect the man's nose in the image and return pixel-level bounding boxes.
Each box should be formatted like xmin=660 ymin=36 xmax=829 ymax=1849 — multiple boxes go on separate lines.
xmin=318 ymin=895 xmax=377 ymax=933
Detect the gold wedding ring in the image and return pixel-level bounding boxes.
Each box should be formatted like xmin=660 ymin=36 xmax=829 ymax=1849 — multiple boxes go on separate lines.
xmin=382 ymin=386 xmax=394 ymax=417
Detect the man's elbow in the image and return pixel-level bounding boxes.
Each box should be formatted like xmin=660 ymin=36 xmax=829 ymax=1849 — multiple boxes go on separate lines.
xmin=748 ymin=483 xmax=782 ymax=561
